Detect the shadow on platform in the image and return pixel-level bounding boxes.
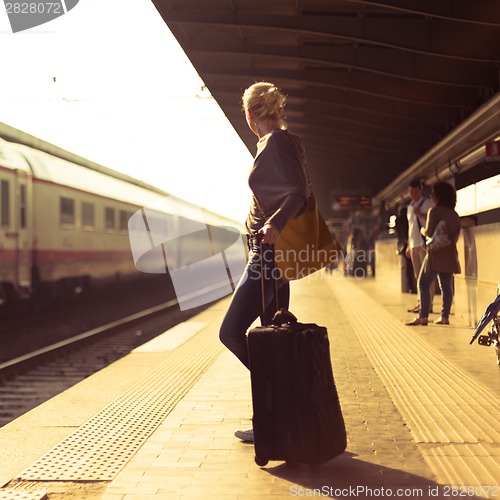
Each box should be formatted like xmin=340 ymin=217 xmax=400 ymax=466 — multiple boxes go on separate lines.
xmin=264 ymin=452 xmax=485 ymax=499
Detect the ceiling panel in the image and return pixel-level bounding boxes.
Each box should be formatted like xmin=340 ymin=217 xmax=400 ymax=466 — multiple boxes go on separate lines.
xmin=152 ymin=0 xmax=500 ymax=215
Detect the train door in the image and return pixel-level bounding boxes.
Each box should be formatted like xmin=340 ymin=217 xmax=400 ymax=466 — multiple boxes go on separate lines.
xmin=13 ymin=169 xmax=32 ymax=289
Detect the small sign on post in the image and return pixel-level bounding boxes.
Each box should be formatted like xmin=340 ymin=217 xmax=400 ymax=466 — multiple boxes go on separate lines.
xmin=485 ymin=141 xmax=500 ymax=161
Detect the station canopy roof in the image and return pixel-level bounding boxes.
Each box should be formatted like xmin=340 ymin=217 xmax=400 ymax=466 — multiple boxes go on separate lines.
xmin=152 ymin=0 xmax=500 ymax=214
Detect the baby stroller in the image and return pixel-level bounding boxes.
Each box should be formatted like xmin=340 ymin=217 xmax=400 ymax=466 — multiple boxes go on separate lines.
xmin=469 ymin=282 xmax=500 ymax=366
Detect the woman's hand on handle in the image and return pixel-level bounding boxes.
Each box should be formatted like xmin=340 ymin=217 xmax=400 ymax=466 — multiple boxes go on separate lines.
xmin=259 ymin=223 xmax=280 ymax=245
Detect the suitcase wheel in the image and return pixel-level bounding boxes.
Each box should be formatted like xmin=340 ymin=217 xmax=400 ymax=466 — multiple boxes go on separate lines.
xmin=255 ymin=455 xmax=269 ymax=467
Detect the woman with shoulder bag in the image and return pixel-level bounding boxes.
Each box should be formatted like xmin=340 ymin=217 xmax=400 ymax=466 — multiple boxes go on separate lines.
xmin=219 ymin=82 xmax=308 ymax=442
xmin=406 ymin=182 xmax=461 ymax=326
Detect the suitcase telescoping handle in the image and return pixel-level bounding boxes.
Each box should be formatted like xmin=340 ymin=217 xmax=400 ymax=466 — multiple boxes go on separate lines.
xmin=257 ymin=235 xmax=298 ymax=327
xmin=258 ymin=235 xmax=280 ymax=325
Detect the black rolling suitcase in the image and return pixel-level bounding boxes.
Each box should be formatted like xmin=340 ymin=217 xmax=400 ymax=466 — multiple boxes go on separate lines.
xmin=247 ymin=244 xmax=347 ymax=467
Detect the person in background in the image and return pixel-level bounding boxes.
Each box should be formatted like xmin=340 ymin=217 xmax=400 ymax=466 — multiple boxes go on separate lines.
xmin=406 ymin=181 xmax=461 ymax=326
xmin=406 ymin=180 xmax=434 ymax=313
xmin=395 ymin=206 xmax=416 ymax=294
xmin=219 ymin=82 xmax=308 ymax=443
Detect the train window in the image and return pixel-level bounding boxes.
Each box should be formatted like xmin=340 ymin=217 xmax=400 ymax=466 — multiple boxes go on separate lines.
xmin=119 ymin=210 xmax=129 ymax=232
xmin=60 ymin=197 xmax=75 ymax=227
xmin=105 ymin=207 xmax=115 ymax=230
xmin=1 ymin=180 xmax=10 ymax=227
xmin=82 ymin=202 xmax=95 ymax=229
xmin=19 ymin=184 xmax=26 ymax=228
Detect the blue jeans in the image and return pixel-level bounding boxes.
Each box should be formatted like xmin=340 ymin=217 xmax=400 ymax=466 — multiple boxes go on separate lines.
xmin=219 ymin=240 xmax=289 ymax=369
xmin=418 ymin=255 xmax=454 ymax=319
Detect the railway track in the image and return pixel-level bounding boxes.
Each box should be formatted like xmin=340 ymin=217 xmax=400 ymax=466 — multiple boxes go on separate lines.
xmin=0 ymin=277 xmax=175 ymax=364
xmin=0 ymin=298 xmax=188 ymax=428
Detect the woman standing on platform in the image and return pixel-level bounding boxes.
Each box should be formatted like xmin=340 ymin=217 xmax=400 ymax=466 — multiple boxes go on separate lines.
xmin=219 ymin=82 xmax=308 ymax=442
xmin=406 ymin=181 xmax=461 ymax=326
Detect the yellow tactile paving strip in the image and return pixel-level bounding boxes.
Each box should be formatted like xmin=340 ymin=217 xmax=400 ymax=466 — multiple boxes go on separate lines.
xmin=101 ymin=350 xmax=257 ymax=500
xmin=327 ymin=276 xmax=500 ymax=495
xmin=15 ymin=321 xmax=224 ymax=482
xmin=0 ymin=490 xmax=47 ymax=500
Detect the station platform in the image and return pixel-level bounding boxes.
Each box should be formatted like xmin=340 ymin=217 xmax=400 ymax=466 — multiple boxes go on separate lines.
xmin=0 ymin=271 xmax=499 ymax=500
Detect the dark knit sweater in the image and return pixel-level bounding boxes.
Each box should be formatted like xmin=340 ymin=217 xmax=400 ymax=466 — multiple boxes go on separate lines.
xmin=245 ymin=129 xmax=308 ymax=234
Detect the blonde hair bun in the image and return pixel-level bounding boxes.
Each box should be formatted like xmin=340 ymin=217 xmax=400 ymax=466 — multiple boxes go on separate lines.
xmin=242 ymin=82 xmax=286 ymax=126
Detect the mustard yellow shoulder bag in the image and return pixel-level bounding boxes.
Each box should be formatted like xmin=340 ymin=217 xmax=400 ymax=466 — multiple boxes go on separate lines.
xmin=274 ymin=191 xmax=343 ymax=281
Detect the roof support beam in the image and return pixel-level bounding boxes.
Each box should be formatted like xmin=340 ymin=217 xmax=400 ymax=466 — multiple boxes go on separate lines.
xmin=162 ymin=9 xmax=500 ymax=62
xmin=187 ymin=41 xmax=490 ymax=89
xmin=341 ymin=0 xmax=500 ymax=27
xmin=202 ymin=68 xmax=467 ymax=108
xmin=213 ymin=87 xmax=457 ymax=124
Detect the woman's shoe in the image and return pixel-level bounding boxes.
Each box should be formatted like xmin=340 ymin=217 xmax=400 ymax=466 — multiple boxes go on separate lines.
xmin=234 ymin=428 xmax=254 ymax=443
xmin=434 ymin=317 xmax=449 ymax=325
xmin=405 ymin=317 xmax=428 ymax=326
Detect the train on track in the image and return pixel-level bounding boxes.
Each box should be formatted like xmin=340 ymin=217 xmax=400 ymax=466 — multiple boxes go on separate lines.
xmin=0 ymin=126 xmax=245 ymax=312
